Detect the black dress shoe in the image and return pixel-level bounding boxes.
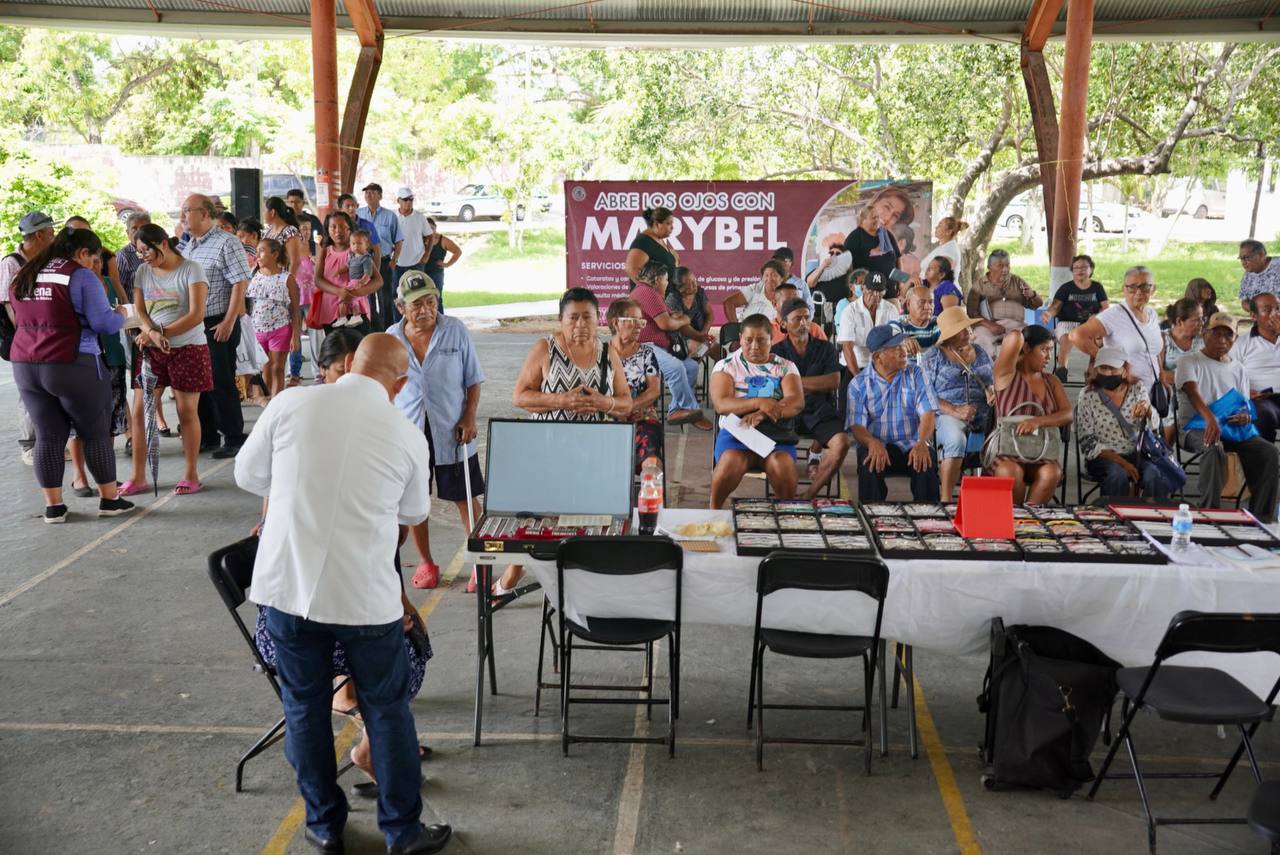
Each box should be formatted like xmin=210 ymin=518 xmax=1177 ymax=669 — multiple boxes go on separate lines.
xmin=211 ymin=444 xmax=242 ymax=459
xmin=387 ymin=824 xmax=452 ymax=855
xmin=198 ymin=441 xmax=220 ymax=453
xmin=304 ymin=827 xmax=345 ymax=853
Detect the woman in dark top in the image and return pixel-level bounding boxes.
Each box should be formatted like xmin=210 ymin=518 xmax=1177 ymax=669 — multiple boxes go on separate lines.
xmin=665 ymin=266 xmax=722 ymax=361
xmin=625 ymin=206 xmax=678 ymax=288
xmin=422 ymin=217 xmax=461 ymax=308
xmin=843 ymin=204 xmax=900 ymax=297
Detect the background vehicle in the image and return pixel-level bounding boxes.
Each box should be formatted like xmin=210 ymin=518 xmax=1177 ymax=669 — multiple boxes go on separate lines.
xmin=426 ymin=184 xmax=534 ymax=222
xmin=112 ymin=197 xmax=145 ymax=222
xmin=1161 ymin=178 xmax=1227 ymax=219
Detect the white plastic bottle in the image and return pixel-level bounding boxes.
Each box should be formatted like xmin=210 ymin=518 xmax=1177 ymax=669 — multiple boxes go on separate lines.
xmin=1170 ymin=503 xmax=1194 ymax=550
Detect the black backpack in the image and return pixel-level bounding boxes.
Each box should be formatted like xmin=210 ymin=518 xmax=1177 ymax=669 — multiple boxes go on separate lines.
xmin=977 ymin=617 xmax=1120 ymax=798
xmin=0 ymin=251 xmax=23 ymax=361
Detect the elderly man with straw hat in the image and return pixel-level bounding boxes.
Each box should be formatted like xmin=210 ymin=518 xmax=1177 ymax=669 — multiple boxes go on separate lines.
xmin=920 ymin=306 xmax=996 ymax=501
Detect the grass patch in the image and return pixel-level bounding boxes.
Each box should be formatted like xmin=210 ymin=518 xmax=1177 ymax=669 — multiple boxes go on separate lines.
xmin=445 ymin=290 xmax=561 ymax=308
xmin=463 ymin=227 xmax=566 ymax=266
xmin=990 ymin=240 xmax=1243 ymax=307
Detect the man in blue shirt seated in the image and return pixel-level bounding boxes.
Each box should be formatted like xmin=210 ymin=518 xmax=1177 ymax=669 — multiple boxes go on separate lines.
xmin=847 ymin=324 xmax=940 ymax=502
xmin=771 ymin=297 xmax=849 ymax=498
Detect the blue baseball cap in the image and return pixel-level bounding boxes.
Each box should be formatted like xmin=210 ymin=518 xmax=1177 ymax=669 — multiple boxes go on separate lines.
xmin=867 ymin=324 xmax=908 ymax=354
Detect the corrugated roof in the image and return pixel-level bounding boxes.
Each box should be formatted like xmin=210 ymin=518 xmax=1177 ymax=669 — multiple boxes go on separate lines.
xmin=1 ymin=0 xmax=1276 ymax=43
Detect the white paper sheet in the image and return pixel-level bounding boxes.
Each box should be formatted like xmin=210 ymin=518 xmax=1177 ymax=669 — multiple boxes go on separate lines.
xmin=719 ymin=413 xmax=776 ymax=457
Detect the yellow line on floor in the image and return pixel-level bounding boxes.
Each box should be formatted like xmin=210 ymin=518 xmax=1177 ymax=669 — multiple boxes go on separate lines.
xmin=260 ymin=545 xmax=466 ymax=855
xmin=0 ymin=457 xmax=235 ymax=609
xmin=914 ymin=680 xmax=983 ymax=855
xmin=0 ymin=721 xmax=267 ymax=736
xmin=611 ymin=641 xmax=658 ymax=855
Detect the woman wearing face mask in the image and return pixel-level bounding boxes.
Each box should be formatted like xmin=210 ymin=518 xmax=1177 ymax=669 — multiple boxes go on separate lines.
xmin=988 ymin=325 xmax=1073 ymax=503
xmin=9 ymin=227 xmax=134 ymax=522
xmin=1076 ymin=346 xmax=1174 ymax=499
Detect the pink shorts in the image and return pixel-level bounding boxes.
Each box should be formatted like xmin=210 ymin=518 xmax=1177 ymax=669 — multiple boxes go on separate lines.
xmin=256 ymin=324 xmax=292 ymax=353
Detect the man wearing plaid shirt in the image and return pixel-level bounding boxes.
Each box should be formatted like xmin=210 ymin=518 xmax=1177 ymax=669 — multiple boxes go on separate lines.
xmin=180 ymin=193 xmax=252 ymax=458
xmin=847 ymin=324 xmax=940 ymax=502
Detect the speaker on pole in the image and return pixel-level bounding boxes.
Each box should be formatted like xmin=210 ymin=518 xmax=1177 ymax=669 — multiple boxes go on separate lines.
xmin=229 ymin=168 xmax=262 ymax=222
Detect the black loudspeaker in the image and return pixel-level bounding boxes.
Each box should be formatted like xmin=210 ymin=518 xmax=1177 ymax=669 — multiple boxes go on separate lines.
xmin=229 ymin=168 xmax=262 ymax=222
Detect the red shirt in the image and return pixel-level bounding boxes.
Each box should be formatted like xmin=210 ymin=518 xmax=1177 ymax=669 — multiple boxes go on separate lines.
xmin=631 ymin=283 xmax=672 ymax=347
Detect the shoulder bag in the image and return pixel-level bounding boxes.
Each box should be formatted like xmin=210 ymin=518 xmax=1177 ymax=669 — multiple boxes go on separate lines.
xmin=1093 ymin=388 xmax=1186 ymax=492
xmin=1120 ymin=306 xmax=1172 ymax=419
xmin=982 ymin=400 xmax=1062 ymax=469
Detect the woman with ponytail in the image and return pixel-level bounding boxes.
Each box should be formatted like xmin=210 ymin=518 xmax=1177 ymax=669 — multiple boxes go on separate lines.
xmin=10 ymin=226 xmax=134 ymax=522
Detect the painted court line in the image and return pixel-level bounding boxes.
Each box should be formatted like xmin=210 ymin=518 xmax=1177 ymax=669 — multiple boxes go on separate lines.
xmin=261 ymin=545 xmax=467 ymax=855
xmin=914 ymin=679 xmax=983 ymax=855
xmin=0 ymin=457 xmax=234 ymax=609
xmin=611 ymin=641 xmax=658 ymax=855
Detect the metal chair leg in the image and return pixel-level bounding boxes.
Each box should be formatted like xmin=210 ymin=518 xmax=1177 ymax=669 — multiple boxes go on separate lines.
xmin=747 ymin=630 xmax=761 ymax=729
xmin=485 ymin=592 xmax=498 ymax=696
xmin=891 ymin=641 xmax=902 ymax=709
xmin=534 ymin=600 xmax=550 ymax=715
xmin=645 ymin=641 xmax=655 ymax=721
xmin=904 ymin=644 xmax=918 ymax=760
xmin=1123 ymin=728 xmax=1157 ymax=854
xmin=472 ymin=563 xmax=491 ymax=747
xmin=561 ymin=631 xmax=573 ymax=756
xmin=235 ymin=715 xmax=287 ymax=792
xmin=1088 ymin=696 xmax=1135 ymax=800
xmin=755 ymin=648 xmax=766 ymax=771
xmin=878 ymin=639 xmax=888 ymax=757
xmin=863 ymin=652 xmax=874 ymax=775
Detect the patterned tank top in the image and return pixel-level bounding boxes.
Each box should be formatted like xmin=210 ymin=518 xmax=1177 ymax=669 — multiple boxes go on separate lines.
xmin=996 ymin=369 xmax=1059 ymax=418
xmin=533 ymin=335 xmax=614 ymax=422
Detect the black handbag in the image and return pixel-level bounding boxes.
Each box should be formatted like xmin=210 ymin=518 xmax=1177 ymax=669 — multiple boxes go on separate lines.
xmin=1094 ymin=388 xmax=1187 ymax=492
xmin=666 ymin=331 xmax=689 ymax=360
xmin=1120 ymin=305 xmax=1172 ymax=419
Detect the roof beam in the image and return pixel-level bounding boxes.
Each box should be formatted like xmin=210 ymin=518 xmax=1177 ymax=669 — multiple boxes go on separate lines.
xmin=1023 ymin=0 xmax=1066 ymax=51
xmin=344 ymin=0 xmax=383 ymax=52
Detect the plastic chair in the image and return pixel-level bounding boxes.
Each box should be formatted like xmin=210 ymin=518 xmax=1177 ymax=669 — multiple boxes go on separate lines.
xmin=1087 ymin=611 xmax=1280 ymax=853
xmin=746 ymin=552 xmax=890 ymax=773
xmin=1249 ymin=781 xmax=1280 ymax=852
xmin=556 ymin=536 xmax=683 ymax=756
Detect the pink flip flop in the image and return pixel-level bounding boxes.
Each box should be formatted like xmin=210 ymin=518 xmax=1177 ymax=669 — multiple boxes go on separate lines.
xmin=118 ymin=480 xmax=150 ymax=497
xmin=174 ymin=479 xmax=204 ymax=495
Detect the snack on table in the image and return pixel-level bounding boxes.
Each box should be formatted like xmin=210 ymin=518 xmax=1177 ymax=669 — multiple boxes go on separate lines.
xmin=676 ymin=520 xmax=733 ymax=538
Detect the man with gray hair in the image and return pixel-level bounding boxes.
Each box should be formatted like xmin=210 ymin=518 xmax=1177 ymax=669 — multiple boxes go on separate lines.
xmin=1238 ymin=239 xmax=1280 ymax=312
xmin=180 ymin=192 xmax=252 ymax=458
xmin=115 ymin=211 xmax=151 ymax=300
xmin=966 ymin=248 xmax=1041 ymax=356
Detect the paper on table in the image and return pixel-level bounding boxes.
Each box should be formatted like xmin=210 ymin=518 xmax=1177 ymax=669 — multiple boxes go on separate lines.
xmin=720 ymin=414 xmax=776 ymax=458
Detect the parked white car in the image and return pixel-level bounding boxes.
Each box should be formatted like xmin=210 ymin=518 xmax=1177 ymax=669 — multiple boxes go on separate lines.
xmin=997 ymin=193 xmax=1142 ymax=233
xmin=1161 ymin=178 xmax=1227 ymax=219
xmin=425 ymin=184 xmax=545 ymax=222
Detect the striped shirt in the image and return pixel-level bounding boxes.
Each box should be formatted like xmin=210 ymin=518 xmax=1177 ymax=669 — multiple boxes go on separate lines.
xmin=116 ymin=244 xmax=142 ymax=300
xmin=180 ymin=226 xmax=252 ymax=317
xmin=847 ymin=361 xmax=939 ymax=450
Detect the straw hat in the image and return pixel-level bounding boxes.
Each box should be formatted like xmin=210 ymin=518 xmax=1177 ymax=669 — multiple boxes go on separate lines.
xmin=936 ymin=305 xmax=981 ymax=343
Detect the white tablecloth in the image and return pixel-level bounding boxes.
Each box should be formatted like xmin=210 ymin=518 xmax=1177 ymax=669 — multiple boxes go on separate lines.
xmin=468 ymin=509 xmax=1280 ymax=695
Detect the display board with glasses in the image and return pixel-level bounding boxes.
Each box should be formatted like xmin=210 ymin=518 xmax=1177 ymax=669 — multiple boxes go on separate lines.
xmin=1109 ymin=504 xmax=1280 ymax=549
xmin=731 ymin=498 xmax=874 ymax=556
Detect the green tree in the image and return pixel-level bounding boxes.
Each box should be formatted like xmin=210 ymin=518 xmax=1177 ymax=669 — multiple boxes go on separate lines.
xmin=0 ymin=135 xmax=127 ymax=247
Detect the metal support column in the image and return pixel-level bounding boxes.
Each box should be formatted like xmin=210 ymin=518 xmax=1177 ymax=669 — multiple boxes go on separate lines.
xmin=310 ymin=0 xmax=341 ymax=217
xmin=1049 ymin=0 xmax=1095 ymax=289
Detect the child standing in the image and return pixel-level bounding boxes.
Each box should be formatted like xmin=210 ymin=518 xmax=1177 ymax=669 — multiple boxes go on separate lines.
xmin=247 ymin=238 xmax=300 ymax=397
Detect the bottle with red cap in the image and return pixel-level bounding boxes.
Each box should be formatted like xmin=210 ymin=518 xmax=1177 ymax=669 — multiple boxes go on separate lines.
xmin=637 ymin=456 xmax=663 ymax=535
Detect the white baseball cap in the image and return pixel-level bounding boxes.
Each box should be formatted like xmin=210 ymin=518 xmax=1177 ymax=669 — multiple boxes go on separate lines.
xmin=396 ymin=186 xmax=414 ymax=200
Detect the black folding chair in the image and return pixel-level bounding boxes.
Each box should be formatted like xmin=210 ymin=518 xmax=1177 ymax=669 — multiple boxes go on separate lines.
xmin=719 ymin=321 xmax=741 ymax=354
xmin=206 ymin=536 xmax=351 ymax=792
xmin=1087 ymin=610 xmax=1280 ymax=853
xmin=746 ymin=552 xmax=890 ymax=773
xmin=556 ymin=536 xmax=683 ymax=756
xmin=1073 ymin=424 xmax=1103 ymax=506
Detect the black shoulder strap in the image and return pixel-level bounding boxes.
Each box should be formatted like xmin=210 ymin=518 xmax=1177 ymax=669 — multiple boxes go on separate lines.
xmin=1093 ymin=387 xmax=1138 ymax=442
xmin=1120 ymin=305 xmax=1160 ymax=378
xmin=596 ymin=340 xmax=610 ymax=395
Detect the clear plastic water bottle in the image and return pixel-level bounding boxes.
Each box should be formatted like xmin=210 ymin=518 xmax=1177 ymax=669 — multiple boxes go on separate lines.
xmin=1170 ymin=503 xmax=1194 ymax=550
xmin=637 ymin=457 xmax=663 ymax=536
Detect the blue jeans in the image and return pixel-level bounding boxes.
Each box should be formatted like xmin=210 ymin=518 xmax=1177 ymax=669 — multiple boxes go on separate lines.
xmin=651 ymin=345 xmax=699 ymax=413
xmin=264 ymin=607 xmax=422 ymax=848
xmin=1085 ymin=453 xmax=1172 ymax=500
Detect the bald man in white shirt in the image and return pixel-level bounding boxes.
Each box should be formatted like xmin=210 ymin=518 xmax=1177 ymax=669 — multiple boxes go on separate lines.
xmin=235 ymin=333 xmax=452 ymax=855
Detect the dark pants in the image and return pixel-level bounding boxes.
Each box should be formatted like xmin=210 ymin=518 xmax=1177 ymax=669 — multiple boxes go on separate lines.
xmin=14 ymin=354 xmax=116 ymax=489
xmin=369 ymin=258 xmax=394 ymax=331
xmin=426 ymin=267 xmax=445 ymax=311
xmin=264 ymin=606 xmax=423 ymax=848
xmin=1182 ymin=430 xmax=1280 ymax=522
xmin=1085 ymin=453 xmax=1172 ymax=500
xmin=1254 ymin=394 xmax=1280 ymax=443
xmin=857 ymin=442 xmax=940 ymax=502
xmin=197 ymin=312 xmax=245 ymax=448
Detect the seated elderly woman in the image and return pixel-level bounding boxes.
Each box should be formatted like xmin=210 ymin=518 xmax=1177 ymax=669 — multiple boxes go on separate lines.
xmin=1076 ymin=346 xmax=1174 ymax=500
xmin=920 ymin=306 xmax=995 ymax=501
xmin=987 ymin=325 xmax=1073 ymax=503
xmin=709 ymin=313 xmax=805 ymax=508
xmin=606 ymin=297 xmax=663 ymax=471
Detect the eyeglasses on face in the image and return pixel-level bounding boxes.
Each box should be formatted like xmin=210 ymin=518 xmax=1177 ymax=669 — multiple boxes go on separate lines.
xmin=1123 ymin=283 xmax=1154 ymax=293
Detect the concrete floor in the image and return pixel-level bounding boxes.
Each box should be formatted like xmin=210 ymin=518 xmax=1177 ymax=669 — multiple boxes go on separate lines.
xmin=0 ymin=330 xmax=1274 ymax=855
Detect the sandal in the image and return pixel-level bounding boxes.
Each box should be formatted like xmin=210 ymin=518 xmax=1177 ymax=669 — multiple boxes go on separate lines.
xmin=286 ymin=376 xmax=302 ymax=388
xmin=411 ymin=561 xmax=440 ymax=589
xmin=174 ymin=479 xmax=203 ymax=495
xmin=118 ymin=480 xmax=149 ymax=497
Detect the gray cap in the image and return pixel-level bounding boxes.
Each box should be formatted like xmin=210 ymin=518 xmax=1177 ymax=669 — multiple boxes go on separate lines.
xmin=18 ymin=211 xmax=54 ymax=235
xmin=1095 ymin=346 xmax=1127 ymax=370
